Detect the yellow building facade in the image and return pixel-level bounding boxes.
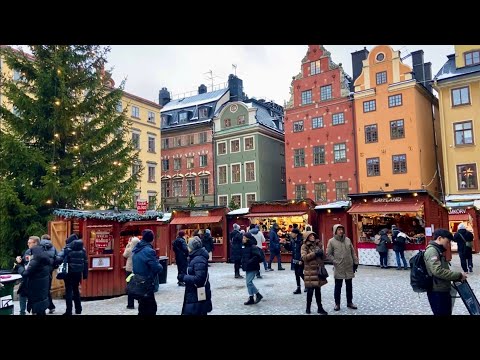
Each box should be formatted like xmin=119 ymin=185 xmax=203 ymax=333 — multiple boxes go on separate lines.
xmin=353 ymin=45 xmax=442 ymax=196
xmin=120 ymin=92 xmax=162 ymax=209
xmin=434 ymin=45 xmax=480 ymax=209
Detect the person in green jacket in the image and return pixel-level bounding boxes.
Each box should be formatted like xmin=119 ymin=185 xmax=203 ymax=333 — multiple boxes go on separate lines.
xmin=424 ymin=228 xmax=467 ymax=315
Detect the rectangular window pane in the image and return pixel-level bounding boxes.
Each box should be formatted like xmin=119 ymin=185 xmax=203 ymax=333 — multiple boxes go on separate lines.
xmin=148 ymin=111 xmax=155 ymax=123
xmin=452 ymin=87 xmax=470 ymax=106
xmin=320 ymin=85 xmax=332 ymax=101
xmin=333 ymin=143 xmax=346 ymax=163
xmin=148 ymin=195 xmax=156 ymax=210
xmin=162 ymin=159 xmax=169 ymax=171
xmin=293 ymin=121 xmax=304 ymax=132
xmin=376 ymin=71 xmax=387 ymax=85
xmin=388 ymin=94 xmax=402 ymax=108
xmin=132 ymin=106 xmax=140 ymax=118
xmin=454 ymin=121 xmax=474 ymax=145
xmin=200 ymin=178 xmax=208 ymax=195
xmin=199 ymin=155 xmax=207 ymax=167
xmin=363 ymin=100 xmax=376 ymax=112
xmin=161 ymin=181 xmax=170 ymax=198
xmin=392 ymin=154 xmax=407 ymax=174
xmin=218 ymin=142 xmax=226 ymax=155
xmin=173 ymin=180 xmax=182 ymax=197
xmin=148 ymin=166 xmax=156 ymax=182
xmin=332 ymin=113 xmax=345 ymax=125
xmin=218 ymin=166 xmax=227 ymax=184
xmin=310 ymin=60 xmax=321 ymax=75
xmin=294 ymin=149 xmax=305 ymax=167
xmin=390 ymin=120 xmax=405 ymax=139
xmin=246 ymin=162 xmax=255 ymax=181
xmin=312 ymin=116 xmax=323 ymax=129
xmin=187 ymin=179 xmax=195 ymax=195
xmin=232 ymin=164 xmax=241 ymax=183
xmin=295 ymin=185 xmax=306 ymax=200
xmin=367 ymin=157 xmax=380 ymax=177
xmin=457 ymin=164 xmax=478 ymax=189
xmin=314 ymin=182 xmax=327 ymax=202
xmin=186 ymin=157 xmax=194 ymax=169
xmin=301 ymin=90 xmax=312 ymax=105
xmin=132 ymin=133 xmax=140 ymax=149
xmin=245 ymin=137 xmax=254 ymax=150
xmin=148 ymin=136 xmax=155 ymax=152
xmin=231 ymin=140 xmax=240 ymax=152
xmin=174 ymin=158 xmax=181 ymax=171
xmin=246 ymin=194 xmax=256 ymax=207
xmin=365 ymin=124 xmax=378 ymax=143
xmin=335 ymin=181 xmax=348 ymax=201
xmin=313 ymin=146 xmax=325 ymax=165
xmin=219 ymin=195 xmax=228 ymax=206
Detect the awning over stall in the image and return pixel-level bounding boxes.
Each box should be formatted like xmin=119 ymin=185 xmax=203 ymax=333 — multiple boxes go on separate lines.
xmin=244 ymin=211 xmax=307 ymax=218
xmin=170 ymin=216 xmax=222 ymax=225
xmin=347 ymin=202 xmax=423 ymax=214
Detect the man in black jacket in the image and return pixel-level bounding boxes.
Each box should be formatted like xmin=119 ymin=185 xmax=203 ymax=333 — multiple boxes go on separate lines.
xmin=40 ymin=234 xmax=59 ymax=313
xmin=453 ymin=223 xmax=474 ymax=273
xmin=58 ymin=233 xmax=88 ymax=315
xmin=173 ymin=231 xmax=189 ymax=286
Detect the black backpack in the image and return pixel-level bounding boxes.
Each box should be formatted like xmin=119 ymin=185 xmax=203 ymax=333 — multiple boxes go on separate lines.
xmin=409 ymin=250 xmax=433 ymax=292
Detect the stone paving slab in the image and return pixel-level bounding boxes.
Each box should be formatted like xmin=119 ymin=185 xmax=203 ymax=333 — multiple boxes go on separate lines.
xmin=11 ymin=254 xmax=479 ymax=315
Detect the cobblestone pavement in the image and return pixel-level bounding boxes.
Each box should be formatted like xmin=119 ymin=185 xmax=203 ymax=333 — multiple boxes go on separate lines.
xmin=12 ymin=254 xmax=480 ymax=315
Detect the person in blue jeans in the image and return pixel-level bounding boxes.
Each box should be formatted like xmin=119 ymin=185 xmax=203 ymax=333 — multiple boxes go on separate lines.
xmin=249 ymin=224 xmax=269 ymax=277
xmin=392 ymin=226 xmax=408 ymax=270
xmin=241 ymin=232 xmax=263 ymax=305
xmin=268 ymin=223 xmax=285 ymax=270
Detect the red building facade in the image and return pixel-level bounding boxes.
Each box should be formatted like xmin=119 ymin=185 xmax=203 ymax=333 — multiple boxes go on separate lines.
xmin=285 ymin=45 xmax=358 ymax=204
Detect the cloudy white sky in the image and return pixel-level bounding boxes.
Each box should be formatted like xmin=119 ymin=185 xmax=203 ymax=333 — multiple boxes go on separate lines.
xmin=107 ymin=45 xmax=454 ymax=106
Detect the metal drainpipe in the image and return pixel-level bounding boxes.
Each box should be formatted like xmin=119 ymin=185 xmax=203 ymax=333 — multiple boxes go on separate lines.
xmin=431 ymin=101 xmax=445 ymax=203
xmin=350 ymin=94 xmax=360 ymax=196
xmin=212 ymin=120 xmax=216 ymax=206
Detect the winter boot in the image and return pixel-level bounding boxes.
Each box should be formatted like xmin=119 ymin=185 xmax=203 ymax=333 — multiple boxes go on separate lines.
xmin=317 ymin=304 xmax=328 ymax=315
xmin=255 ymin=293 xmax=263 ymax=304
xmin=235 ymin=272 xmax=244 ymax=279
xmin=293 ymin=287 xmax=301 ymax=294
xmin=306 ymin=291 xmax=312 ymax=314
xmin=244 ymin=296 xmax=255 ymax=305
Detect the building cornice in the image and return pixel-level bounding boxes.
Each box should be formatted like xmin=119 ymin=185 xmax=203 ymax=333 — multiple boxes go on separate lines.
xmin=353 ymin=88 xmax=375 ymax=100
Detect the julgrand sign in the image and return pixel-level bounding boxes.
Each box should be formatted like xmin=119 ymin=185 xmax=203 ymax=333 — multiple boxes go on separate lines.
xmin=373 ymin=197 xmax=402 ymax=203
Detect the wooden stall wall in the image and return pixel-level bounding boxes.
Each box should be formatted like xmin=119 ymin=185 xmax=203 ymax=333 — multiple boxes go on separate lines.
xmin=49 ymin=220 xmax=70 ymax=297
xmin=158 ymin=223 xmax=172 ymax=264
xmin=317 ymin=210 xmax=352 ymax=252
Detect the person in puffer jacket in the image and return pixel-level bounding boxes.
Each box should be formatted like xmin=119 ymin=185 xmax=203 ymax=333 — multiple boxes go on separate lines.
xmin=58 ymin=233 xmax=88 ymax=315
xmin=40 ymin=234 xmax=59 ymax=313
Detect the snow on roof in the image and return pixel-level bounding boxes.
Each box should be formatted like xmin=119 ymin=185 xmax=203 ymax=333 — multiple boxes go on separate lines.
xmin=227 ymin=208 xmax=250 ymax=215
xmin=157 ymin=213 xmax=171 ymax=222
xmin=161 ymin=89 xmax=228 ymax=112
xmin=314 ymin=201 xmax=350 ymax=210
xmin=445 ymin=194 xmax=480 ymax=201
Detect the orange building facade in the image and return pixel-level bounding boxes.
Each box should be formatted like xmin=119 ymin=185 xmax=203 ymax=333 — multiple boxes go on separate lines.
xmin=284 ymin=45 xmax=357 ymax=204
xmin=352 ymin=45 xmax=443 ymax=196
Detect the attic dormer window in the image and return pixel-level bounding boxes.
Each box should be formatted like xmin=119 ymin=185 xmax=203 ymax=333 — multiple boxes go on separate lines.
xmin=161 ymin=115 xmax=169 ymax=127
xmin=199 ymin=107 xmax=209 ymax=119
xmin=179 ymin=112 xmax=188 ymax=123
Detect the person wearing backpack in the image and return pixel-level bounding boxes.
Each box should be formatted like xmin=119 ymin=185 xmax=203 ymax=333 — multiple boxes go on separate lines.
xmin=453 ymin=223 xmax=474 ymax=273
xmin=424 ymin=229 xmax=467 ymax=315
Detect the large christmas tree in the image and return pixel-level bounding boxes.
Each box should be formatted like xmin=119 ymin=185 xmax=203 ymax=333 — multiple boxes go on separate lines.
xmin=0 ymin=45 xmax=141 ymax=267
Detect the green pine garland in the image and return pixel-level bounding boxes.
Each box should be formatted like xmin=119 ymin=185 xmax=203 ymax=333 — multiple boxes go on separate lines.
xmin=53 ymin=209 xmax=163 ymax=222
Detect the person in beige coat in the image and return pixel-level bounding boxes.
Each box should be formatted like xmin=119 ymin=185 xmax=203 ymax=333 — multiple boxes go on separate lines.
xmin=301 ymin=231 xmax=328 ymax=315
xmin=123 ymin=236 xmax=140 ymax=309
xmin=326 ymin=224 xmax=359 ymax=311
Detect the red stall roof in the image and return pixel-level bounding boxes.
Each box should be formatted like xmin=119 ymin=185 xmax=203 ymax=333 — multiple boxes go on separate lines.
xmin=347 ymin=202 xmax=423 ymax=214
xmin=244 ymin=211 xmax=307 ymax=218
xmin=170 ymin=216 xmax=223 ymax=225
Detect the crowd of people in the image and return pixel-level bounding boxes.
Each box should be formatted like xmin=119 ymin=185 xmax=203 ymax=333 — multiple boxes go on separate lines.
xmin=11 ymin=220 xmax=475 ymax=316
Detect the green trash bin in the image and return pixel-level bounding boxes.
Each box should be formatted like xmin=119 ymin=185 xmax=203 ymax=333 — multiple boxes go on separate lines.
xmin=158 ymin=256 xmax=168 ymax=284
xmin=0 ymin=272 xmax=21 ymax=315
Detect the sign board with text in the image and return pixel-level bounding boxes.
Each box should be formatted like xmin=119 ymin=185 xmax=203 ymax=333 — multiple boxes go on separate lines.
xmin=137 ymin=200 xmax=148 ymax=215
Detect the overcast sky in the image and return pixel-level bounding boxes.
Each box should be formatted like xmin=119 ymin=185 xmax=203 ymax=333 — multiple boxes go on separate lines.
xmin=106 ymin=45 xmax=454 ymax=106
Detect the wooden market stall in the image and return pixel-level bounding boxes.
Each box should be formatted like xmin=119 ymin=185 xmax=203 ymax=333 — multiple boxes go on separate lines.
xmin=314 ymin=201 xmax=352 ymax=252
xmin=347 ymin=190 xmax=449 ymax=266
xmin=243 ymin=199 xmax=318 ymax=264
xmin=50 ymin=209 xmax=164 ymax=298
xmin=169 ymin=206 xmax=229 ymax=262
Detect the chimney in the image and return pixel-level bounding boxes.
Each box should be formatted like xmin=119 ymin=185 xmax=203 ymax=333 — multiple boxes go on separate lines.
xmin=198 ymin=84 xmax=207 ymax=94
xmin=228 ymin=74 xmax=245 ymax=102
xmin=351 ymin=47 xmax=369 ymax=86
xmin=158 ymin=87 xmax=171 ymax=106
xmin=423 ymin=62 xmax=432 ymax=93
xmin=411 ymin=50 xmax=425 ymax=86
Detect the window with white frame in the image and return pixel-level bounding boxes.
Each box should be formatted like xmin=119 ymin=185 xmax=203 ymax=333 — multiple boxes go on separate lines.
xmin=131 ymin=106 xmax=140 ymax=118
xmin=320 ymin=85 xmax=332 ymax=101
xmin=132 ymin=161 xmax=141 ymax=176
xmin=175 ymin=136 xmax=182 ymax=147
xmin=217 ymin=142 xmax=226 ymax=155
xmin=148 ymin=194 xmax=157 ymax=210
xmin=231 ymin=164 xmax=241 ymax=183
xmin=224 ymin=118 xmax=231 ymax=127
xmin=148 ymin=135 xmax=156 ymax=153
xmin=312 ymin=116 xmax=323 ymax=129
xmin=200 ymin=178 xmax=208 ymax=195
xmin=187 ymin=134 xmax=194 ymax=145
xmin=452 ymin=87 xmax=470 ymax=106
xmin=199 ymin=155 xmax=207 ymax=167
xmin=335 ymin=181 xmax=349 ymax=201
xmin=244 ymin=137 xmax=254 ymax=150
xmin=310 ymin=60 xmax=321 ymax=75
xmin=218 ymin=195 xmax=228 ymax=206
xmin=246 ymin=193 xmax=256 ymax=207
xmin=245 ymin=162 xmax=255 ymax=181
xmin=301 ymin=90 xmax=312 ymax=105
xmin=161 ymin=159 xmax=169 ymax=171
xmin=148 ymin=111 xmax=155 ymax=123
xmin=179 ymin=112 xmax=188 ymax=123
xmin=237 ymin=115 xmax=246 ymax=125
xmin=199 ymin=107 xmax=209 ymax=119
xmin=454 ymin=121 xmax=474 ymax=146
xmin=186 ymin=157 xmax=194 ymax=169
xmin=333 ymin=143 xmax=347 ymax=163
xmin=294 ymin=149 xmax=305 ymax=167
xmin=313 ymin=146 xmax=325 ymax=165
xmin=132 ymin=132 xmax=140 ymax=149
xmin=148 ymin=165 xmax=156 ymax=182
xmin=314 ymin=182 xmax=327 ymax=202
xmin=230 ymin=139 xmax=240 ymax=152
xmin=332 ymin=113 xmax=345 ymax=125
xmin=218 ymin=166 xmax=227 ymax=184
xmin=231 ymin=195 xmax=241 ymax=208
xmin=161 ymin=138 xmax=169 ymax=149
